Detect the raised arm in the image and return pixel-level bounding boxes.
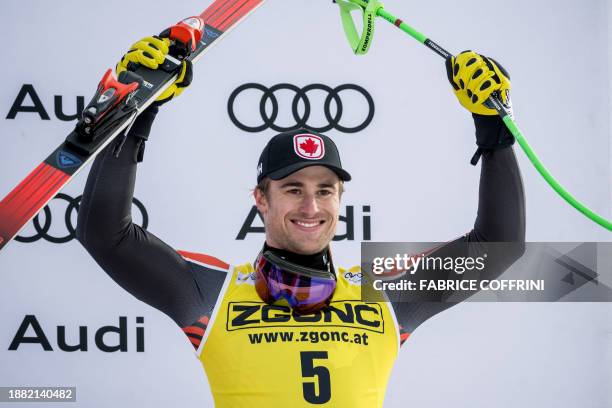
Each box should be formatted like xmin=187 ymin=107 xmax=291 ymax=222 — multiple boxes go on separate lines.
xmin=76 ymin=36 xmax=224 ymax=328
xmin=391 ymin=51 xmax=526 ymax=338
xmin=449 ymin=51 xmax=525 ymax=244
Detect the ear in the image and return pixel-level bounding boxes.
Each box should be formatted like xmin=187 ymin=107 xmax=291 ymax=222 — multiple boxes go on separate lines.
xmin=253 ymin=188 xmax=268 ymax=216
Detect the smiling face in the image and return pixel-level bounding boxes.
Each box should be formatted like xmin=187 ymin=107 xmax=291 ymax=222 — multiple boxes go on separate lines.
xmin=254 ymin=166 xmax=342 ymax=255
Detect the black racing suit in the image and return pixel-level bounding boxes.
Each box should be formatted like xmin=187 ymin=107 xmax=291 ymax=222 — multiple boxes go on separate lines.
xmin=76 ymin=106 xmax=526 ymax=340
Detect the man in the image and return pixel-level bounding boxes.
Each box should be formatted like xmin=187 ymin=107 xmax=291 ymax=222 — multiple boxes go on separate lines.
xmin=77 ymin=36 xmax=525 ymax=407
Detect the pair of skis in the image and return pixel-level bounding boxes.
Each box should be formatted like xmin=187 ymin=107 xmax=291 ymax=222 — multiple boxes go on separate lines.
xmin=0 ymin=0 xmax=266 ymax=252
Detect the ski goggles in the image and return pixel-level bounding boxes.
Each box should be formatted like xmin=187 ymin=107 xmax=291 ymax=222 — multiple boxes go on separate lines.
xmin=254 ymin=250 xmax=337 ymax=315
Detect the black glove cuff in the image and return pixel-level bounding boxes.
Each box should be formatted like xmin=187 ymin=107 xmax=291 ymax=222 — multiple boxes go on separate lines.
xmin=132 ymin=105 xmax=159 ymax=163
xmin=472 ymin=113 xmax=514 ymax=149
xmin=469 ymin=113 xmax=514 ymax=165
xmin=131 ymin=104 xmax=159 ymax=142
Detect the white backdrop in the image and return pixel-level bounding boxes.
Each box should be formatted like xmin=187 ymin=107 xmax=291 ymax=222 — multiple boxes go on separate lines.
xmin=0 ymin=0 xmax=611 ymax=407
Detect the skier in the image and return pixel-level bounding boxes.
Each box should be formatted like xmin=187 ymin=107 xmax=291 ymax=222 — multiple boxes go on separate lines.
xmin=76 ymin=36 xmax=525 ymax=407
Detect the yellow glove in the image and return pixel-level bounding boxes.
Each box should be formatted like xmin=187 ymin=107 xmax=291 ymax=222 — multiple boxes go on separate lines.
xmin=116 ymin=36 xmax=192 ymax=105
xmin=445 ymin=51 xmax=511 ymax=116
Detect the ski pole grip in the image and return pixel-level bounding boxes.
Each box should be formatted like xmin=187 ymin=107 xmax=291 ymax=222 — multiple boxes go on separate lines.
xmin=335 ymin=0 xmax=383 ymax=55
xmin=160 ymin=16 xmax=205 ymax=58
xmin=485 ymin=93 xmax=510 ymax=119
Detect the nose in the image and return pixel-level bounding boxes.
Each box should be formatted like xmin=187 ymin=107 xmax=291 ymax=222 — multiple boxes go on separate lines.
xmin=299 ymin=193 xmax=319 ymax=216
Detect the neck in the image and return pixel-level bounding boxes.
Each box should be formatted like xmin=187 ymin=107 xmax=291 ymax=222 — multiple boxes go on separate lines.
xmin=263 ymin=242 xmax=330 ymax=271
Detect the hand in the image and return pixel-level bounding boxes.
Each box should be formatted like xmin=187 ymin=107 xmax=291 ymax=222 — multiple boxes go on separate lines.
xmin=116 ymin=36 xmax=193 ymax=106
xmin=445 ymin=51 xmax=515 ymax=164
xmin=445 ymin=51 xmax=511 ymax=116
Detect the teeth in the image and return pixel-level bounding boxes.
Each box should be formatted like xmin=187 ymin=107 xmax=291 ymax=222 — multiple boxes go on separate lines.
xmin=295 ymin=221 xmax=319 ymax=228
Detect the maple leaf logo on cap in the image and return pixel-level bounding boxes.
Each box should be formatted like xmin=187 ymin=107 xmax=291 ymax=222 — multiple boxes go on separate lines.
xmin=293 ymin=134 xmax=325 ymax=160
xmin=300 ymin=139 xmax=319 ymax=156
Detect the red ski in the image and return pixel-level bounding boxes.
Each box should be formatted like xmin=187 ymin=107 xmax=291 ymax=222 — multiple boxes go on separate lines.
xmin=0 ymin=0 xmax=266 ymax=252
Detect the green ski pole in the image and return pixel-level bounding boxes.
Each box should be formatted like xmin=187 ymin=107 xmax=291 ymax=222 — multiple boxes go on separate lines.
xmin=335 ymin=0 xmax=612 ymax=232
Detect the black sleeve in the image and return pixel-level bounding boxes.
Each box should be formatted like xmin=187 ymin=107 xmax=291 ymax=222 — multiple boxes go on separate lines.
xmin=391 ymin=144 xmax=526 ymax=337
xmin=76 ymin=106 xmax=225 ymax=328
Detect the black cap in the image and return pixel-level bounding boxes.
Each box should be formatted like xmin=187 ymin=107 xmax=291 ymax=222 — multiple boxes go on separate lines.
xmin=257 ymin=128 xmax=352 ymax=183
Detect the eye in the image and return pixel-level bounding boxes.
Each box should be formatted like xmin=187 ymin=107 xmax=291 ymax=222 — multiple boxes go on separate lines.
xmin=318 ymin=189 xmax=333 ymax=197
xmin=287 ymin=188 xmax=301 ymax=195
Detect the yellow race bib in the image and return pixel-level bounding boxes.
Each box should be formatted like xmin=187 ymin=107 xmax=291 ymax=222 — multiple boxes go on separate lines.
xmin=194 ymin=261 xmax=399 ymax=408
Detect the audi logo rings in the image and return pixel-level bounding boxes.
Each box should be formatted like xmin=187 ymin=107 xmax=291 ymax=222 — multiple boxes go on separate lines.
xmin=228 ymin=83 xmax=375 ymax=133
xmin=15 ymin=193 xmax=149 ymax=244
